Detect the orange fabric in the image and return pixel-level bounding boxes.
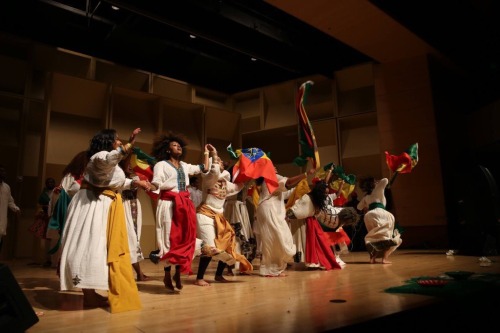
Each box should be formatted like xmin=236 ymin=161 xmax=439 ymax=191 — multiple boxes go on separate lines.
xmin=197 ymin=205 xmax=253 ymax=273
xmin=104 ymin=190 xmax=142 ymax=313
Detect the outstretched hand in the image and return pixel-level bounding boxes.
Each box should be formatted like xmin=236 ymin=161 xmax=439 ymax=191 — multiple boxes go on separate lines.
xmin=129 ymin=128 xmax=141 ymax=144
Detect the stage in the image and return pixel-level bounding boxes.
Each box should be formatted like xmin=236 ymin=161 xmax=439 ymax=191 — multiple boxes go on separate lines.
xmin=3 ymin=250 xmax=500 ymax=332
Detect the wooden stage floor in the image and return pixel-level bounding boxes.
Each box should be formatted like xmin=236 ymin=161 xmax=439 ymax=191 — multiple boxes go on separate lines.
xmin=3 ymin=249 xmax=500 ymax=332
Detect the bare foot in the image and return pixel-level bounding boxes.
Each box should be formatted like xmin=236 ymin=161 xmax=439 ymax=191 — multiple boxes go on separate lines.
xmin=194 ymin=279 xmax=210 ymax=286
xmin=83 ymin=290 xmax=109 ymax=308
xmin=163 ymin=273 xmax=175 ymax=292
xmin=137 ymin=274 xmax=151 ymax=281
xmin=370 ymin=257 xmax=377 ymax=264
xmin=225 ymin=270 xmax=235 ymax=276
xmin=173 ymin=270 xmax=183 ymax=290
xmin=382 ymin=259 xmax=392 ymax=264
xmin=264 ymin=273 xmax=287 ymax=277
xmin=214 ymin=275 xmax=230 ymax=283
xmin=201 ymin=245 xmax=221 ymax=256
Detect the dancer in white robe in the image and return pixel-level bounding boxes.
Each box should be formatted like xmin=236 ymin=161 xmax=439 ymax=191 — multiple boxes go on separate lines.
xmin=254 ymin=169 xmax=314 ymax=277
xmin=0 ymin=165 xmax=20 ymax=251
xmin=357 ymin=177 xmax=402 ymax=264
xmin=148 ymin=132 xmax=210 ymax=292
xmin=59 ymin=128 xmax=150 ymax=312
xmin=194 ymin=152 xmax=251 ymax=286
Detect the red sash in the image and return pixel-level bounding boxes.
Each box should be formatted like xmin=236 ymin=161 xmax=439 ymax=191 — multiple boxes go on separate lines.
xmin=159 ymin=190 xmax=197 ymax=274
xmin=305 ymin=217 xmax=341 ymax=270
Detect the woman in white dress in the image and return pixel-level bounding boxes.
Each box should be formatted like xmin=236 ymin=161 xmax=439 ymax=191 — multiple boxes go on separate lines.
xmin=286 ymin=179 xmax=360 ymax=270
xmin=357 ymin=177 xmax=402 ymax=264
xmin=254 ymin=168 xmax=314 ymax=277
xmin=46 ymin=150 xmax=89 ymax=267
xmin=148 ymin=132 xmax=210 ymax=292
xmin=59 ymin=128 xmax=151 ymax=312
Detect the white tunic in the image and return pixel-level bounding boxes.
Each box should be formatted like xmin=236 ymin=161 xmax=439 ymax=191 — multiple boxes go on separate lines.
xmin=196 ymin=163 xmax=243 ymax=262
xmin=151 ymin=160 xmax=203 ymax=258
xmin=254 ymin=175 xmax=296 ymax=276
xmin=0 ymin=182 xmax=20 ymax=236
xmin=59 ymin=149 xmax=133 ymax=291
xmin=123 ymin=188 xmax=144 ymax=264
xmin=357 ymin=178 xmax=397 ymax=244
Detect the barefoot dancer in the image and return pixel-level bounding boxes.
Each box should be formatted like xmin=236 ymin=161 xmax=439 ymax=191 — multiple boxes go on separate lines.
xmin=59 ymin=128 xmax=150 ymax=312
xmin=149 ymin=132 xmax=209 ymax=292
xmin=254 ymin=167 xmax=315 ymax=277
xmin=194 ymin=149 xmax=252 ymax=286
xmin=357 ymin=177 xmax=402 ymax=264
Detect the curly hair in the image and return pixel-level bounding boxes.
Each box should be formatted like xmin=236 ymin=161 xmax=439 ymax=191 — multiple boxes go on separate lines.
xmin=308 ymin=180 xmax=328 ymax=211
xmin=88 ymin=129 xmax=117 ymax=158
xmin=63 ymin=150 xmax=89 ymax=179
xmin=337 ymin=207 xmax=360 ymax=227
xmin=151 ymin=131 xmax=188 ymax=161
xmin=359 ymin=176 xmax=375 ymax=195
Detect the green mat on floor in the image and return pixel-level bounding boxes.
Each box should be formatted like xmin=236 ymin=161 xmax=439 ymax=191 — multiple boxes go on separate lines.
xmin=385 ymin=273 xmax=500 ymax=299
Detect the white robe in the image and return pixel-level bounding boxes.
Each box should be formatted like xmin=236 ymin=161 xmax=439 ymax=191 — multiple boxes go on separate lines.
xmin=254 ymin=175 xmax=296 ymax=276
xmin=59 ymin=149 xmax=133 ymax=291
xmin=0 ymin=182 xmax=20 ymax=237
xmin=357 ymin=178 xmax=398 ymax=244
xmin=123 ymin=189 xmax=144 ymax=264
xmin=151 ymin=160 xmax=203 ymax=260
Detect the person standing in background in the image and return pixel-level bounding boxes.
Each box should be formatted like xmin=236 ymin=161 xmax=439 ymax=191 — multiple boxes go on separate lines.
xmin=28 ymin=177 xmax=55 ymax=267
xmin=0 ymin=164 xmax=21 ymax=253
xmin=120 ymin=153 xmax=150 ymax=282
xmin=46 ymin=150 xmax=89 ymax=270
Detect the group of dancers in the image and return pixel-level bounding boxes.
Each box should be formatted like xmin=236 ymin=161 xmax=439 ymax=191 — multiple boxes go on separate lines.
xmin=47 ymin=127 xmax=402 ymax=313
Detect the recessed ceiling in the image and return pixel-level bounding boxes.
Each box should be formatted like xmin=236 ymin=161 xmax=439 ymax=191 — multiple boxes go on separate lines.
xmin=0 ymin=0 xmax=373 ymax=94
xmin=2 ymin=0 xmax=500 ymax=104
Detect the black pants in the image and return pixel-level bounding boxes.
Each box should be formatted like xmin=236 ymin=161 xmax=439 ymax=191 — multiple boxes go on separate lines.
xmin=196 ymin=256 xmax=226 ymax=280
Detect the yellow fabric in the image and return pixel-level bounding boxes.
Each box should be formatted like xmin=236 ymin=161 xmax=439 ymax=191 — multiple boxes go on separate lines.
xmin=285 ymin=178 xmax=310 ymax=209
xmin=104 ymin=190 xmax=142 ymax=314
xmin=197 ymin=205 xmax=253 ymax=273
xmin=331 ymin=180 xmax=355 ymax=199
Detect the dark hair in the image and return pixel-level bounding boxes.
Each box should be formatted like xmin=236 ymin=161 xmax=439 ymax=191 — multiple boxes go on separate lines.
xmin=337 ymin=207 xmax=360 ymax=227
xmin=63 ymin=150 xmax=89 ymax=179
xmin=255 ymin=177 xmax=264 ymax=186
xmin=151 ymin=131 xmax=188 ymax=161
xmin=88 ymin=129 xmax=117 ymax=157
xmin=359 ymin=176 xmax=375 ymax=195
xmin=308 ymin=180 xmax=328 ymax=211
